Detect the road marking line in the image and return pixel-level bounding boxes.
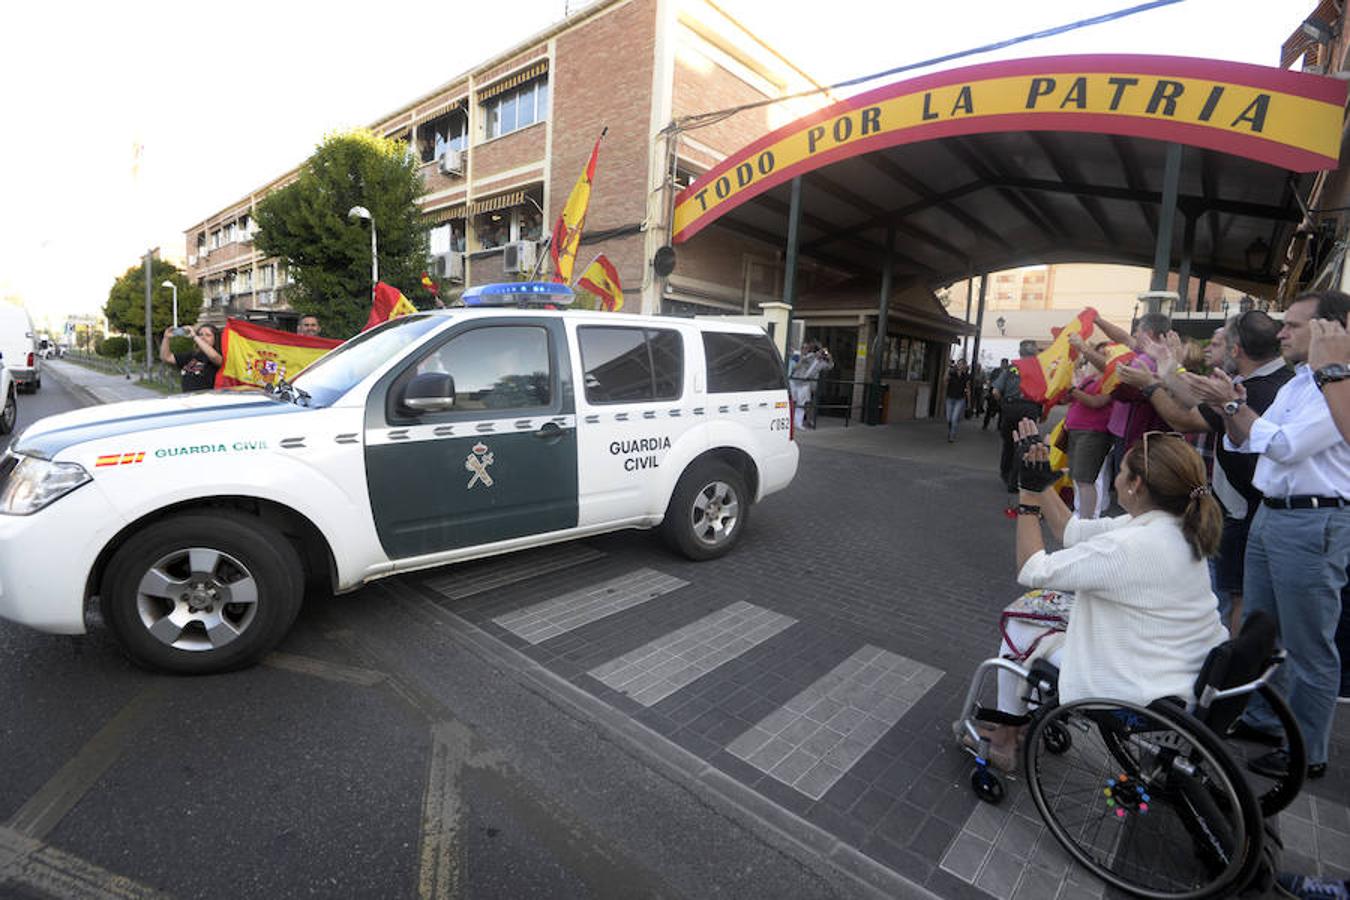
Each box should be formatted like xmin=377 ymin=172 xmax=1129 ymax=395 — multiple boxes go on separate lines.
xmin=263 ymin=651 xmax=386 ymax=686
xmin=426 ymin=544 xmax=605 ymax=601
xmin=0 ymin=826 xmax=169 ymax=899
xmin=728 ymin=646 xmax=943 ymax=799
xmin=7 ymin=684 xmax=166 ymax=841
xmin=492 ymin=568 xmax=687 ymax=644
xmin=417 ymin=720 xmax=474 ymax=900
xmin=589 ymin=601 xmax=796 ymax=706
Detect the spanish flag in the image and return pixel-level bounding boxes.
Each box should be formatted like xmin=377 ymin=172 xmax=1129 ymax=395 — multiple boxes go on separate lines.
xmin=215 ymin=319 xmax=341 ymax=389
xmin=421 ymin=271 xmax=439 ymax=297
xmin=1097 ymin=342 xmax=1140 ymax=395
xmin=551 ymin=130 xmax=605 ymax=285
xmin=577 ymin=254 xmax=623 ymax=311
xmin=1013 ymin=308 xmax=1098 ymax=412
xmin=363 ymin=282 xmax=419 ymax=332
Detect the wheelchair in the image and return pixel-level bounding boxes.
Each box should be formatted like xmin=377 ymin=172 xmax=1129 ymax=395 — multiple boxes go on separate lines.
xmin=952 ymin=612 xmax=1307 ymax=898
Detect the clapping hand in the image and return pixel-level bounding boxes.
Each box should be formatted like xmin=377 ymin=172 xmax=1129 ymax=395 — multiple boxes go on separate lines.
xmin=1181 ymin=369 xmax=1245 ymax=406
xmin=1309 ymin=319 xmax=1350 ymax=370
xmin=1115 ymin=361 xmax=1156 ymax=389
xmin=1015 ymin=418 xmax=1056 ymax=495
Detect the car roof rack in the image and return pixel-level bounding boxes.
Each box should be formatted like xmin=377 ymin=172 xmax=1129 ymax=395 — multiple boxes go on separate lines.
xmin=461 ymin=281 xmax=575 ymax=308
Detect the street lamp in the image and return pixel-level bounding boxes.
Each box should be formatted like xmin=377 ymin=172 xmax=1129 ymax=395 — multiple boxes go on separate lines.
xmin=348 ymin=205 xmax=377 ymax=298
xmin=160 ymin=280 xmax=178 ymax=329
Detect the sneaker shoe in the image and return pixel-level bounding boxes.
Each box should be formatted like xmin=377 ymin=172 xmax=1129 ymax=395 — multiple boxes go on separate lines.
xmin=1276 ymin=873 xmax=1350 ymax=899
xmin=1227 ymin=719 xmax=1284 ymax=747
xmin=1248 ymin=749 xmax=1326 ymax=780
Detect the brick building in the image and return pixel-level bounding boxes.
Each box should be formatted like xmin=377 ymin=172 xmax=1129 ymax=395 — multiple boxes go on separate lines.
xmin=183 ymin=0 xmax=828 ymax=329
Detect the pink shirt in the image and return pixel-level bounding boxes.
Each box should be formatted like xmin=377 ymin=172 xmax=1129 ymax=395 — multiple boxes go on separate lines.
xmin=1065 ymin=377 xmax=1111 ymax=432
xmin=1107 ymin=352 xmax=1157 ymax=437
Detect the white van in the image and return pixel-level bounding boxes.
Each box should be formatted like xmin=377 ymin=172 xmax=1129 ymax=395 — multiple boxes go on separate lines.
xmin=0 ymin=303 xmax=41 ymax=392
xmin=0 ymin=284 xmax=798 ymax=673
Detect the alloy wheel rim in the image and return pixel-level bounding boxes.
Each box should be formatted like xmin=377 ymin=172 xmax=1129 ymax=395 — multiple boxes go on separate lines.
xmin=690 ymin=480 xmax=739 ymax=547
xmin=135 ymin=547 xmax=260 ymax=652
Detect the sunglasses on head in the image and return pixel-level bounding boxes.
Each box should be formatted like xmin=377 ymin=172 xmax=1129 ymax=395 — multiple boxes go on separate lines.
xmin=1141 ymin=430 xmax=1183 ymax=482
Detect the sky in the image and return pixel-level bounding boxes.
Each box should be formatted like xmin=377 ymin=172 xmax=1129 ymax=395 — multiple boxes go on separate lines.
xmin=0 ymin=0 xmax=1313 ymax=330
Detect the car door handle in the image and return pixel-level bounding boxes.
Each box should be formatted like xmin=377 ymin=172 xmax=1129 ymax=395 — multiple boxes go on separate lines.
xmin=533 ymin=422 xmax=564 ymax=441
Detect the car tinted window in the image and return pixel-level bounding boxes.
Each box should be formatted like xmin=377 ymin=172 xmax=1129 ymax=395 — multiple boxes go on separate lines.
xmin=702 ymin=332 xmax=786 ymax=393
xmin=578 ymin=326 xmax=683 ymax=404
xmin=292 ymin=314 xmax=441 ymax=406
xmin=417 ymin=325 xmax=551 ymax=410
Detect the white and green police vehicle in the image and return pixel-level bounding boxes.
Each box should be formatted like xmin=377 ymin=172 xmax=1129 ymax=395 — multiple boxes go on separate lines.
xmin=0 ymin=283 xmax=798 ymax=673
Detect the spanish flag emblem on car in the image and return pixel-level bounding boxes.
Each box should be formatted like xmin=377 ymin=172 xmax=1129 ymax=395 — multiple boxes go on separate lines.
xmin=95 ymin=451 xmax=145 ymax=468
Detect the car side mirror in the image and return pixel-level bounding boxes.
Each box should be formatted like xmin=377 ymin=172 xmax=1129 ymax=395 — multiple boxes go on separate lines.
xmin=402 ymin=372 xmax=455 ymax=413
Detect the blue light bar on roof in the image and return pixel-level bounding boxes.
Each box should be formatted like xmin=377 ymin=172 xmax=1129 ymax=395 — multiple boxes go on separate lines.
xmin=461 ymin=281 xmax=575 ymax=307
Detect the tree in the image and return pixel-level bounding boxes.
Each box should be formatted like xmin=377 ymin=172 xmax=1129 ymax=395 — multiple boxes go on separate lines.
xmin=103 ymin=258 xmax=203 ymax=339
xmin=255 ymin=130 xmax=429 ymax=338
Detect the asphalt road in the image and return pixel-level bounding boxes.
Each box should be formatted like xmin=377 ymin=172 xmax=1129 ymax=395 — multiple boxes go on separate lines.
xmin=0 ymin=373 xmax=880 ymax=900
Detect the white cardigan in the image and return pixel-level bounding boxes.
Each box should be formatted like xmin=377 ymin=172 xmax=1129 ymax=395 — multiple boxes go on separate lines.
xmin=1017 ymin=510 xmax=1227 ymax=707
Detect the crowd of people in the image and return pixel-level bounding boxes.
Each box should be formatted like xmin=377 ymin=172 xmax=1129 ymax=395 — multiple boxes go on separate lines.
xmin=975 ymin=290 xmax=1350 ymax=790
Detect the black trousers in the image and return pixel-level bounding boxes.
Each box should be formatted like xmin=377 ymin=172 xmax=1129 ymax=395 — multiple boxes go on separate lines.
xmin=999 ymin=400 xmax=1042 ymax=491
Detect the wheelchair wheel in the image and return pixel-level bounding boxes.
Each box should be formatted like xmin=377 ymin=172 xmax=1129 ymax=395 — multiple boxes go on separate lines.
xmin=1023 ymin=699 xmax=1263 ymax=899
xmin=971 ymin=766 xmax=1004 ymax=804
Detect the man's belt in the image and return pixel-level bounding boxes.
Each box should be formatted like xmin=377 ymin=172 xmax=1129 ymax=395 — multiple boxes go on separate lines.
xmin=1262 ymin=495 xmax=1348 ymax=509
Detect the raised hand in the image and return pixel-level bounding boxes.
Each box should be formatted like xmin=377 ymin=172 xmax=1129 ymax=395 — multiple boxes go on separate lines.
xmin=1116 ymin=361 xmax=1156 ymax=388
xmin=1309 ymin=318 xmax=1350 ymax=370
xmin=1182 ymin=369 xmax=1243 ymax=406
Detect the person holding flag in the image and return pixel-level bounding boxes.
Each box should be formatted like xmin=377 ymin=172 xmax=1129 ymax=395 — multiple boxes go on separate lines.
xmin=550 ymin=129 xmax=605 ymax=285
xmin=214 ymin=320 xmax=341 ymax=389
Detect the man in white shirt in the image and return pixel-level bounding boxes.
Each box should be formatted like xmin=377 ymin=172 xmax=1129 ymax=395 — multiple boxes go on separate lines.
xmin=1186 ymin=291 xmax=1350 ymax=780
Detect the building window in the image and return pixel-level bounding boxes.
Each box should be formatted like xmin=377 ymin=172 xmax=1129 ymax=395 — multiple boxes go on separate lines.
xmin=483 ymin=77 xmax=549 ymax=140
xmin=472 ymin=191 xmax=543 ymax=250
xmin=430 ymin=221 xmax=466 ymax=255
xmin=237 ymin=269 xmax=253 ymax=292
xmin=419 ymin=109 xmax=467 ymax=162
xmin=882 ymin=336 xmax=928 ymax=380
xmin=260 ymin=264 xmax=275 ymax=288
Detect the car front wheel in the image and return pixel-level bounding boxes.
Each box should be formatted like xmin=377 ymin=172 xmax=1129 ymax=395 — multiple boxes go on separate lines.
xmin=662 ymin=460 xmax=750 ymax=561
xmin=100 ymin=512 xmax=303 ymax=674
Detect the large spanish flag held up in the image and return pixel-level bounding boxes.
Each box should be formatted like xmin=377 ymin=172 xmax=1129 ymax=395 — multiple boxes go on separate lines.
xmin=363 ymin=282 xmax=419 ymax=332
xmin=1012 ymin=308 xmax=1098 ymax=413
xmin=215 ymin=319 xmax=341 ymax=389
xmin=550 ymin=130 xmax=605 ymax=285
xmin=577 ymin=254 xmax=623 ymax=311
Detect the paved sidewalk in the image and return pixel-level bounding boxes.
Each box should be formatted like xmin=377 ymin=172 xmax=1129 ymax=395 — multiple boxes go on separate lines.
xmin=43 ymin=359 xmax=164 ymax=405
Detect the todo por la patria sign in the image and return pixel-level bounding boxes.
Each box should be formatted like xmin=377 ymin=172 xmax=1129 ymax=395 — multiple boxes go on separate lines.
xmin=671 ymin=55 xmax=1347 ymax=243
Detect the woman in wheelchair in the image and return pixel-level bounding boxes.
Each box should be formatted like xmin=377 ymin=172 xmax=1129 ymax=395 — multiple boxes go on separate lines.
xmin=978 ymin=422 xmax=1229 ymax=771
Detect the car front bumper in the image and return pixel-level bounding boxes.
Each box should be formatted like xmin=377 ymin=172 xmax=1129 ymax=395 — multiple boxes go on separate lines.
xmin=0 ymin=485 xmax=118 ymax=634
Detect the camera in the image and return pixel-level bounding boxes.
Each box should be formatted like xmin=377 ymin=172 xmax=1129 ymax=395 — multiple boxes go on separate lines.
xmin=173 ymin=326 xmax=190 ymax=337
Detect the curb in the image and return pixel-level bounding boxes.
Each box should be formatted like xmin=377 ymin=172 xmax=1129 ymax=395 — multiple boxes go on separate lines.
xmin=41 ymin=364 xmax=104 ymax=409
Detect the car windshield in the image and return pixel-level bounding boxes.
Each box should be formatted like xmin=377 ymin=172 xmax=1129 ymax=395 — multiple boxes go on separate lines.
xmin=291 ymin=314 xmax=444 ymax=406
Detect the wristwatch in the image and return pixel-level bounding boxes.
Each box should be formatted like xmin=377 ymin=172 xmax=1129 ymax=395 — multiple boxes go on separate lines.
xmin=1141 ymin=382 xmax=1163 ymax=400
xmin=1313 ymin=363 xmax=1349 ymax=390
xmin=1222 ymin=397 xmax=1246 ymax=417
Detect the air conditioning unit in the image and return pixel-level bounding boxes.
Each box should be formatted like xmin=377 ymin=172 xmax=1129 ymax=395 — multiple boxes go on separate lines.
xmin=438 ymin=148 xmax=464 ymax=176
xmin=502 ymin=240 xmax=536 ymax=274
xmin=239 ymin=230 xmax=253 ymax=243
xmin=434 ymin=252 xmax=464 ymax=282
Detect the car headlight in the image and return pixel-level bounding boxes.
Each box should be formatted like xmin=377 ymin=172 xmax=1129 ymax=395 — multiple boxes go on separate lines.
xmin=0 ymin=454 xmax=91 ymax=515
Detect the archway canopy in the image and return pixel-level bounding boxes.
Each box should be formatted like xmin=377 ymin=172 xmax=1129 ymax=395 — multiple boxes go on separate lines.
xmin=671 ymin=55 xmax=1346 ymax=291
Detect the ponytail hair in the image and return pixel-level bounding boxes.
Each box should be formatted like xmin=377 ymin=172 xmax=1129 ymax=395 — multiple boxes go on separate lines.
xmin=1123 ymin=435 xmax=1222 ymax=560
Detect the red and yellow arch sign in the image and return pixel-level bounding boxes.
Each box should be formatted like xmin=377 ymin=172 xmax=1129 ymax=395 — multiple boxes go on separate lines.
xmin=672 ymin=55 xmax=1347 ymax=244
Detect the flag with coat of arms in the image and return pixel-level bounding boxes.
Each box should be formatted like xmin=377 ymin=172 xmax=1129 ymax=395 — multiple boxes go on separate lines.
xmin=215 ymin=319 xmax=341 ymax=389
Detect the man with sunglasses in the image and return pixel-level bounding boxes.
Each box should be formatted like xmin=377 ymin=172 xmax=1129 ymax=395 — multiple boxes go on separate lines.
xmin=1116 ymin=312 xmax=1291 ymax=634
xmin=1185 ymin=291 xmax=1350 ymax=781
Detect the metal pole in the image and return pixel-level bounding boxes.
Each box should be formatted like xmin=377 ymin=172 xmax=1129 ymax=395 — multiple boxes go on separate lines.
xmin=143 ymin=249 xmax=153 ymax=376
xmin=867 ymin=226 xmax=895 ymax=425
xmin=962 ymin=269 xmax=974 ymax=361
xmin=971 ymin=274 xmax=989 ymax=370
xmin=1177 ymin=214 xmax=1195 ymax=311
xmin=170 ymin=284 xmax=178 ymax=329
xmin=1150 ymin=143 xmax=1183 ymax=292
xmin=781 ymin=176 xmax=802 ymax=317
xmin=1196 ymin=273 xmax=1209 ymax=312
xmin=370 ymin=221 xmax=379 ymax=296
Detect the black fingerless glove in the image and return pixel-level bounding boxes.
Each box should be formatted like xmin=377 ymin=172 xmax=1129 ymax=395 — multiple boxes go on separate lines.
xmin=1018 ymin=456 xmax=1057 ymax=493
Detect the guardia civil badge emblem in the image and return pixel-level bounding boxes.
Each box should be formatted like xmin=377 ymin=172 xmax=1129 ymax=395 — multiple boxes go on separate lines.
xmin=466 ymin=442 xmax=495 ymax=489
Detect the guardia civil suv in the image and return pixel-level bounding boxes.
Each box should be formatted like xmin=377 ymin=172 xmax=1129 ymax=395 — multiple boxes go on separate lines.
xmin=0 ymin=284 xmax=798 ymax=673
